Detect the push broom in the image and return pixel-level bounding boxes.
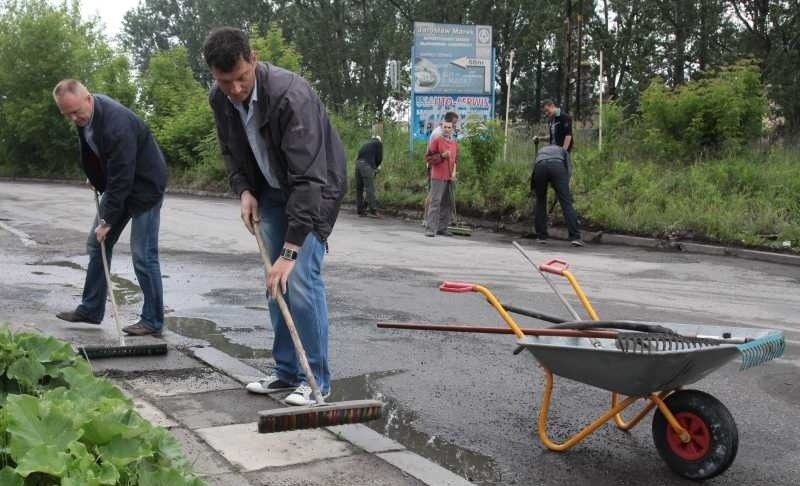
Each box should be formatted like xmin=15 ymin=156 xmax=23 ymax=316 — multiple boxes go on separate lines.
xmin=77 ymin=192 xmax=167 ymax=359
xmin=253 ymin=222 xmax=383 ymax=433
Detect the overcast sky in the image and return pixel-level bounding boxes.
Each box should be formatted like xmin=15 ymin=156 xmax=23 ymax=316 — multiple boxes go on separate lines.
xmin=81 ymin=0 xmax=139 ymax=38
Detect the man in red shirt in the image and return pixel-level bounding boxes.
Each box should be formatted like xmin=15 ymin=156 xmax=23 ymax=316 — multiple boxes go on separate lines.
xmin=424 ymin=120 xmax=457 ymax=237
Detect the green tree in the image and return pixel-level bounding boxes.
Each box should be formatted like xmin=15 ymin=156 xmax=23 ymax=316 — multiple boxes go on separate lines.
xmin=0 ymin=0 xmax=133 ymax=176
xmin=140 ymin=47 xmax=214 ymax=170
xmin=250 ymin=25 xmax=302 ymax=73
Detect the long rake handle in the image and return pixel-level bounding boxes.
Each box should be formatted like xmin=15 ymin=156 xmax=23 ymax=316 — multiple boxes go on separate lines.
xmin=254 ymin=222 xmax=325 ymax=406
xmin=94 ymin=192 xmax=125 ymax=347
xmin=378 ymin=322 xmax=618 ymax=339
xmin=511 ymin=241 xmax=582 ymax=320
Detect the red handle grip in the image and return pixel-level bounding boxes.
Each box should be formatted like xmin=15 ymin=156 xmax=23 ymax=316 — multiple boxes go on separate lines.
xmin=539 ymin=259 xmax=569 ymax=276
xmin=439 ymin=282 xmax=476 ymax=293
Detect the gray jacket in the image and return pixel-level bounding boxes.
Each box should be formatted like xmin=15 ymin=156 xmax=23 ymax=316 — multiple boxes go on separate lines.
xmin=209 ymin=62 xmax=347 ymax=245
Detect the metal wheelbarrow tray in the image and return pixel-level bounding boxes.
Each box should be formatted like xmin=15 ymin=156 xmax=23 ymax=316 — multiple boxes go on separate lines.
xmin=378 ymin=251 xmax=786 ymax=481
xmin=520 ymin=321 xmax=781 ymax=397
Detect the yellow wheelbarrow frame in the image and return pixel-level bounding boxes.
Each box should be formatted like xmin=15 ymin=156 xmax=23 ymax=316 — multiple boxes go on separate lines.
xmin=439 ymin=260 xmax=694 ymax=450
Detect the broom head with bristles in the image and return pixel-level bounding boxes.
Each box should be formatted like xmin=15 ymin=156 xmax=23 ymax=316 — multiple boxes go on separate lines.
xmin=258 ymin=399 xmax=383 ymax=433
xmin=79 ymin=343 xmax=168 ymax=359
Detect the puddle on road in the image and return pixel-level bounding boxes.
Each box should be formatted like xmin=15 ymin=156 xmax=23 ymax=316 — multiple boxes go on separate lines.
xmin=33 ymin=260 xmax=142 ymax=305
xmin=331 ymin=372 xmax=500 ymax=485
xmin=33 ymin=260 xmax=83 ymax=271
xmin=165 ymin=316 xmax=272 ymax=359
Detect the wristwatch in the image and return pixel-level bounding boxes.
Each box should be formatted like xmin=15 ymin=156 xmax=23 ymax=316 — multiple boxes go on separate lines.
xmin=98 ymin=219 xmax=110 ymax=227
xmin=280 ymin=247 xmax=298 ymax=261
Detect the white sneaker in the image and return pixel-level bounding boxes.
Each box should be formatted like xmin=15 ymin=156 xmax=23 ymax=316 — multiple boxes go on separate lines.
xmin=284 ymin=383 xmax=331 ymax=406
xmin=245 ymin=375 xmax=297 ymax=394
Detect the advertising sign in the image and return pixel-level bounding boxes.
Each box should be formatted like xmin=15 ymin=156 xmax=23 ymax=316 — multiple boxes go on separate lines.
xmin=412 ymin=95 xmax=493 ymax=140
xmin=411 ymin=22 xmax=494 ymax=141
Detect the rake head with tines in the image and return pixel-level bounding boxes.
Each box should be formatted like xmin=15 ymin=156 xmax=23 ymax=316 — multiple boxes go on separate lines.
xmin=615 ymin=332 xmax=723 ymax=354
xmin=737 ymin=334 xmax=785 ymax=369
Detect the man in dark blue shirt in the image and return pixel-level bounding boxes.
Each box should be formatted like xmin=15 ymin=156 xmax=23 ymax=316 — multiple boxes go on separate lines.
xmin=52 ymin=79 xmax=168 ymax=335
xmin=544 ymin=100 xmax=573 ymax=152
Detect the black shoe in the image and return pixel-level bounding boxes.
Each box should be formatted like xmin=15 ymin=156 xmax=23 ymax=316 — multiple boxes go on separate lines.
xmin=122 ymin=321 xmax=163 ymax=337
xmin=56 ymin=310 xmax=101 ymax=325
xmin=425 ymin=229 xmax=436 ymax=237
xmin=570 ymin=240 xmax=585 ymax=247
xmin=357 ymin=211 xmax=366 ymax=217
xmin=367 ymin=211 xmax=380 ymax=219
xmin=536 ymin=238 xmax=548 ymax=245
xmin=437 ymin=229 xmax=453 ymax=237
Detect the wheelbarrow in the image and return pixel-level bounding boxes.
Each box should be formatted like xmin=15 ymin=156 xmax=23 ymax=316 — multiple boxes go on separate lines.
xmin=378 ymin=245 xmax=786 ymax=480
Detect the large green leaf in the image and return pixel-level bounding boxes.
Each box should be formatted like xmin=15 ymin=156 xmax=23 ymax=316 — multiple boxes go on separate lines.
xmin=15 ymin=333 xmax=74 ymax=363
xmin=61 ymin=441 xmax=119 ymax=486
xmin=60 ymin=366 xmax=126 ymax=402
xmin=5 ymin=357 xmax=45 ymax=388
xmin=5 ymin=395 xmax=81 ymax=459
xmin=136 ymin=461 xmax=203 ymax=486
xmin=82 ymin=404 xmax=147 ymax=445
xmin=14 ymin=444 xmax=70 ymax=477
xmin=0 ymin=466 xmax=23 ymax=486
xmin=98 ymin=436 xmax=153 ymax=468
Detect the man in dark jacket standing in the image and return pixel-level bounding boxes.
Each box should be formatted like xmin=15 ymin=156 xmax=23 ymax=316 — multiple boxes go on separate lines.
xmin=53 ymin=79 xmax=168 ymax=335
xmin=355 ymin=135 xmax=382 ymax=217
xmin=203 ymin=28 xmax=347 ymax=406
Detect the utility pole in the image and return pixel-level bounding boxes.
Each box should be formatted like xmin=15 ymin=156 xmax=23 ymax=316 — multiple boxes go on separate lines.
xmin=575 ymin=3 xmax=583 ymax=121
xmin=504 ymin=49 xmax=514 ymax=161
xmin=599 ymin=50 xmax=604 ymax=151
xmin=562 ymin=0 xmax=572 ymax=113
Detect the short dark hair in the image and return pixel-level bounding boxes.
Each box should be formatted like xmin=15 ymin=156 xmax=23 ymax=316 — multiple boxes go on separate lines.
xmin=444 ymin=111 xmax=459 ymax=122
xmin=203 ymin=27 xmax=252 ymax=72
xmin=543 ymin=99 xmax=556 ymax=108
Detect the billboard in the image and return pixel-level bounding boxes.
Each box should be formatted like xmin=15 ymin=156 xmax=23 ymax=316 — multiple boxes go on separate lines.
xmin=411 ymin=22 xmax=494 ymax=141
xmin=412 ymin=95 xmax=493 ymax=140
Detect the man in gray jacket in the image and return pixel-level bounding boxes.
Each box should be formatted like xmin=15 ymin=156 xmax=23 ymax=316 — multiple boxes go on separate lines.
xmin=530 ymin=144 xmax=583 ymax=246
xmin=204 ymin=27 xmax=347 ymax=406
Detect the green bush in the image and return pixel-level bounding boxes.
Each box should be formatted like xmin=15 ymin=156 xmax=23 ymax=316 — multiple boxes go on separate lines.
xmin=0 ymin=328 xmax=202 ymax=485
xmin=0 ymin=0 xmax=134 ymax=177
xmin=639 ymin=62 xmax=766 ymax=161
xmin=462 ymin=119 xmax=504 ymax=178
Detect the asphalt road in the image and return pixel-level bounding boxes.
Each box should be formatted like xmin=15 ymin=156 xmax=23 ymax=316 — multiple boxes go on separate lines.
xmin=1 ymin=181 xmax=799 ymax=485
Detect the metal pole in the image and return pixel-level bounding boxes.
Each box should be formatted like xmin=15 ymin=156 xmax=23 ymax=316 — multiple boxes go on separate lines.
xmin=598 ymin=50 xmax=603 ymax=151
xmin=503 ymin=49 xmax=514 ymax=162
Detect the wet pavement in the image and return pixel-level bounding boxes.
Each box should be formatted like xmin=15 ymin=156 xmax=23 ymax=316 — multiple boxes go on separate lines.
xmin=1 ymin=180 xmax=799 ymax=485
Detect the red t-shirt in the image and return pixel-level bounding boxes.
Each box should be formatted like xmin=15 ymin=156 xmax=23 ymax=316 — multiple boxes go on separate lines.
xmin=429 ymin=136 xmax=457 ymax=181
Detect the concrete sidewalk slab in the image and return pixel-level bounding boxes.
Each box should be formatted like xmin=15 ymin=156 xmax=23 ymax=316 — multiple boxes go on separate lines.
xmin=154 ymin=388 xmax=282 ymax=430
xmin=377 ymin=451 xmax=475 ymax=486
xmin=125 ymin=367 xmax=241 ymax=397
xmin=245 ymin=453 xmax=426 ymax=486
xmin=196 ymin=423 xmax=355 ymax=471
xmin=131 ymin=397 xmax=179 ymax=429
xmin=170 ymin=427 xmax=233 ymax=476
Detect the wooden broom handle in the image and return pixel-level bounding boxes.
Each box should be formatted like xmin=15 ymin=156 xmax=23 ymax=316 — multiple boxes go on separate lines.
xmin=95 ymin=191 xmax=125 ymax=346
xmin=254 ymin=222 xmax=325 ymax=405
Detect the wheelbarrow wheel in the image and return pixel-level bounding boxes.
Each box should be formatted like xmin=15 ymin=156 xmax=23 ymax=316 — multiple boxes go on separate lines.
xmin=652 ymin=389 xmax=738 ymax=480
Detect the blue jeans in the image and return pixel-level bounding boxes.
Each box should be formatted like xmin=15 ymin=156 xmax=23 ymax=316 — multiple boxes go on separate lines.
xmin=77 ymin=196 xmax=164 ymax=331
xmin=259 ymin=187 xmax=330 ymax=393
